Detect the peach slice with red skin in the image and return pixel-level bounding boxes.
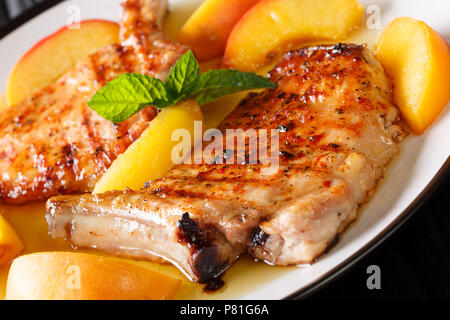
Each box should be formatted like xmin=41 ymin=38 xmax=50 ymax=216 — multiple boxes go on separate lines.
xmin=6 ymin=19 xmax=120 ymax=106
xmin=177 ymin=0 xmax=261 ymax=61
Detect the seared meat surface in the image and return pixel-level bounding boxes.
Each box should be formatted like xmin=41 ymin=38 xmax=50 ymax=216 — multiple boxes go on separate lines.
xmin=0 ymin=0 xmax=187 ymax=203
xmin=47 ymin=44 xmax=407 ymax=282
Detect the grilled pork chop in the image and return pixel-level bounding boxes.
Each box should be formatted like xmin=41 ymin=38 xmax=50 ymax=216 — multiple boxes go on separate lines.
xmin=47 ymin=44 xmax=407 ymax=283
xmin=0 ymin=0 xmax=187 ymax=203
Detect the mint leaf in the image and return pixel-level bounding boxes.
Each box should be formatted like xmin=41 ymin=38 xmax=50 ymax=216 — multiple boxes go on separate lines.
xmin=87 ymin=73 xmax=173 ymax=123
xmin=87 ymin=53 xmax=278 ymax=123
xmin=191 ymin=69 xmax=277 ymax=105
xmin=165 ymin=50 xmax=200 ymax=98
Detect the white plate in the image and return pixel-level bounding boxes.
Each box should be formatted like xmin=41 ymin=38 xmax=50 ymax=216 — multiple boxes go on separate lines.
xmin=0 ymin=0 xmax=448 ymax=300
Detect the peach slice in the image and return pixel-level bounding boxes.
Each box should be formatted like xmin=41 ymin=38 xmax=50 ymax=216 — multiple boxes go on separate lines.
xmin=93 ymin=100 xmax=203 ymax=194
xmin=223 ymin=0 xmax=364 ymax=71
xmin=6 ymin=20 xmax=120 ymax=106
xmin=0 ymin=215 xmax=24 ymax=267
xmin=375 ymin=17 xmax=450 ymax=134
xmin=177 ymin=0 xmax=261 ymax=61
xmin=5 ymin=252 xmax=181 ymax=300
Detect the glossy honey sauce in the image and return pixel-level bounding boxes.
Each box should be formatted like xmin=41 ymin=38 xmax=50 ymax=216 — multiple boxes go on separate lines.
xmin=0 ymin=1 xmax=379 ymax=300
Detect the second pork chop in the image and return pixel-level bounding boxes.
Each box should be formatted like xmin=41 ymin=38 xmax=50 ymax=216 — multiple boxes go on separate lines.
xmin=0 ymin=0 xmax=187 ymax=203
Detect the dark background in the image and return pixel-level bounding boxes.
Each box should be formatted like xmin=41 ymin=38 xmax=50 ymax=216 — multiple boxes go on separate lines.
xmin=1 ymin=0 xmax=449 ymax=300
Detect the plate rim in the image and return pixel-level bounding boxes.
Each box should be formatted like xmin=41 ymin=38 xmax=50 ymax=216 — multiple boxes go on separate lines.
xmin=0 ymin=0 xmax=65 ymax=39
xmin=285 ymin=158 xmax=449 ymax=299
xmin=0 ymin=0 xmax=449 ymax=300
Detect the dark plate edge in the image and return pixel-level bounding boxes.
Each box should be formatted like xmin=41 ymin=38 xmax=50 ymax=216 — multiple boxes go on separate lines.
xmin=285 ymin=156 xmax=450 ymax=300
xmin=1 ymin=0 xmax=449 ymax=301
xmin=0 ymin=0 xmax=65 ymax=39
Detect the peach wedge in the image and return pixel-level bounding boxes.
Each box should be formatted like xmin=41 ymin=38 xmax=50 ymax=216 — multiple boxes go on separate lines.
xmin=375 ymin=17 xmax=450 ymax=134
xmin=6 ymin=252 xmax=181 ymax=300
xmin=6 ymin=20 xmax=120 ymax=106
xmin=177 ymin=0 xmax=261 ymax=61
xmin=93 ymin=100 xmax=203 ymax=194
xmin=0 ymin=215 xmax=24 ymax=267
xmin=223 ymin=0 xmax=364 ymax=71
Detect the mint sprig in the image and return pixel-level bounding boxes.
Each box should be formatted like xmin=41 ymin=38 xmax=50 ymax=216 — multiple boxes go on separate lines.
xmin=87 ymin=50 xmax=277 ymax=123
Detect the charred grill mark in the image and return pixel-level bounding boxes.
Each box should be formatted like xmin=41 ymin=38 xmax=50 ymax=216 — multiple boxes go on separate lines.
xmin=322 ymin=143 xmax=341 ymax=151
xmin=277 ymin=92 xmax=286 ymax=99
xmin=331 ymin=43 xmax=346 ymax=54
xmin=193 ymin=247 xmax=228 ymax=286
xmin=95 ymin=146 xmax=104 ymax=156
xmin=177 ymin=213 xmax=229 ymax=283
xmin=81 ymin=105 xmax=103 ymax=162
xmin=151 ymin=186 xmax=162 ymax=194
xmin=250 ymin=227 xmax=269 ymax=247
xmin=281 ymin=93 xmax=300 ymax=106
xmin=330 ymin=43 xmax=364 ymax=55
xmin=177 ymin=212 xmax=210 ymax=250
xmin=279 ymin=150 xmax=295 ymax=160
xmin=90 ymin=49 xmax=109 ymax=86
xmin=6 ymin=106 xmax=34 ymax=132
xmin=277 ymin=122 xmax=295 ymax=132
xmin=61 ymin=144 xmax=76 ymax=166
xmin=308 ymin=134 xmax=324 ymax=144
xmin=95 ymin=64 xmax=106 ymax=85
xmin=203 ymin=278 xmax=225 ymax=293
